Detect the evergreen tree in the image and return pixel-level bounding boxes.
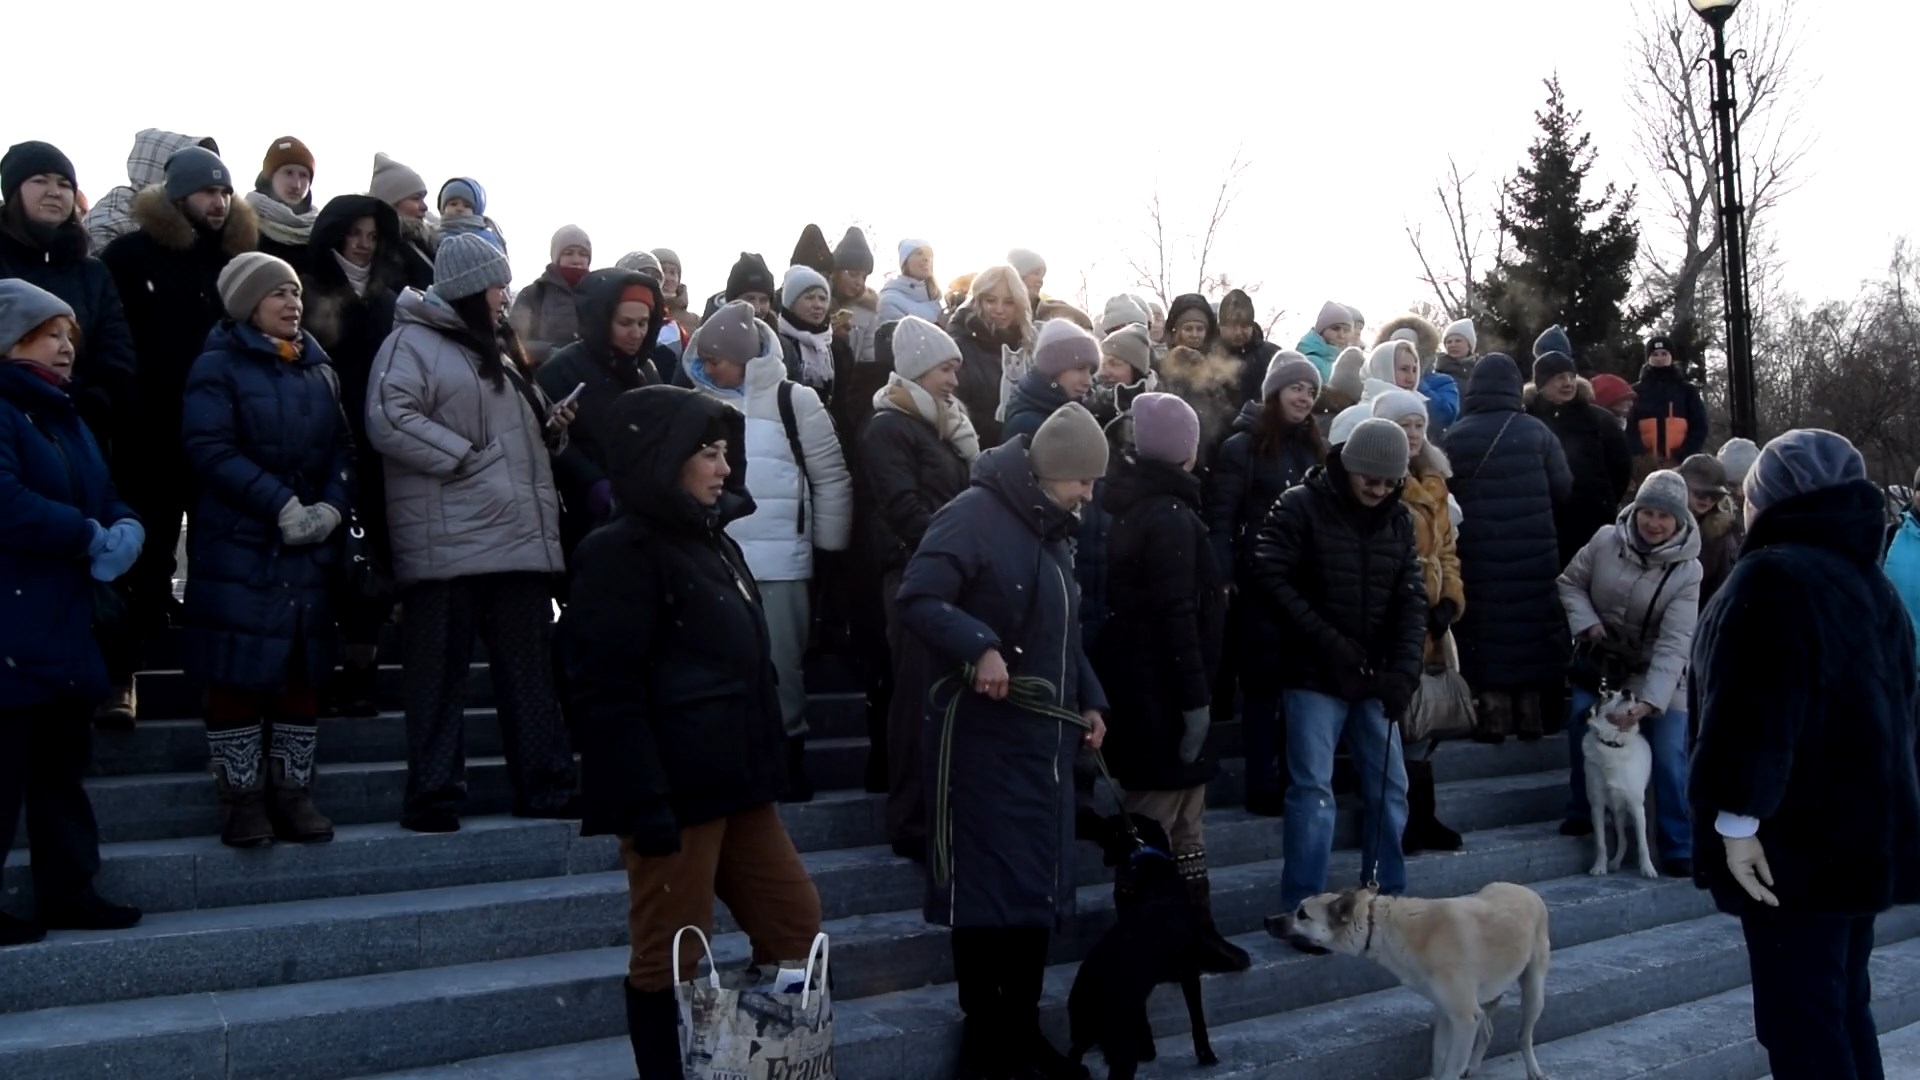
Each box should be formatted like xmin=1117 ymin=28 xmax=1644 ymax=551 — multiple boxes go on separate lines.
xmin=1476 ymin=78 xmax=1650 ymax=377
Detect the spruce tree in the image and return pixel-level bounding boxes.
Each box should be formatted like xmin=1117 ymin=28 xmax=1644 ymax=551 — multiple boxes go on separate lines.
xmin=1476 ymin=78 xmax=1649 ymax=376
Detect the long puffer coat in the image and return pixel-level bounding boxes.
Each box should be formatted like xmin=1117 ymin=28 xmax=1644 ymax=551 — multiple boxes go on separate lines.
xmin=180 ymin=322 xmax=353 ymax=691
xmin=861 ymin=384 xmax=973 ymax=571
xmin=1557 ymin=511 xmax=1703 ymax=713
xmin=365 ymin=289 xmax=565 ymax=586
xmin=898 ymin=441 xmax=1109 ymax=929
xmin=564 ymin=387 xmax=786 ymax=847
xmin=1445 ymin=356 xmax=1574 ymax=688
xmin=1689 ymin=479 xmax=1920 ymax=917
xmin=0 ymin=210 xmax=138 ymax=454
xmin=1092 ymin=455 xmax=1225 ymax=792
xmin=1526 ymin=379 xmax=1633 ymax=568
xmin=1245 ymin=449 xmax=1429 ymax=700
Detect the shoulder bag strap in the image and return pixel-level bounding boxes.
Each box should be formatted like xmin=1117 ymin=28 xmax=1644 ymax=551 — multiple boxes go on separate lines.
xmin=1463 ymin=412 xmax=1519 ymax=481
xmin=778 ymin=380 xmax=808 ymax=534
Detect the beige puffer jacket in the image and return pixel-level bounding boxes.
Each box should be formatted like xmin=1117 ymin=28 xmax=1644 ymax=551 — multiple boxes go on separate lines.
xmin=365 ymin=289 xmax=564 ymax=585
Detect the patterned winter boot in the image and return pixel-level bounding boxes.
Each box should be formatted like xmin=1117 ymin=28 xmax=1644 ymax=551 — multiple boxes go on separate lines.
xmin=207 ymin=723 xmax=273 ymax=848
xmin=266 ymin=721 xmax=334 ymax=843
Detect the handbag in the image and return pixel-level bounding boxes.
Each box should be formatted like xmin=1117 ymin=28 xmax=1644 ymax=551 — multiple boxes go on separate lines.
xmin=1403 ymin=630 xmax=1476 ymax=743
xmin=673 ymin=926 xmax=834 ymax=1080
xmin=333 ymin=506 xmax=394 ymax=603
xmin=1566 ymin=563 xmax=1680 ymax=693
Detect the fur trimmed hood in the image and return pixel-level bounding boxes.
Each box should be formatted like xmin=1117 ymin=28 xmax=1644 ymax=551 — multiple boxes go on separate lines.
xmin=1522 ymin=376 xmax=1594 ymax=408
xmin=1375 ymin=313 xmax=1441 ymax=362
xmin=129 ymin=184 xmax=258 ymax=256
xmin=836 ymin=287 xmax=878 ymax=313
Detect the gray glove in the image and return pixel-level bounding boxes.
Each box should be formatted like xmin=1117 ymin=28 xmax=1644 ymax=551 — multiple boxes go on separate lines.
xmin=1178 ymin=707 xmax=1211 ymax=765
xmin=278 ymin=498 xmax=341 ymax=546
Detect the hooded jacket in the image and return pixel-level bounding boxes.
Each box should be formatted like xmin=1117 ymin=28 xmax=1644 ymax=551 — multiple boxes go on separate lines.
xmin=1557 ymin=509 xmax=1704 ymax=713
xmin=563 ymin=387 xmax=787 ymax=846
xmin=509 ymin=265 xmax=581 ymax=368
xmin=302 ymin=195 xmax=407 ymax=446
xmin=1295 ymin=329 xmax=1340 ymax=382
xmin=537 ymin=269 xmax=666 ymax=555
xmin=435 ymin=177 xmax=509 ymax=256
xmin=682 ymin=318 xmax=852 ymax=582
xmin=1164 ymin=293 xmax=1218 ymax=354
xmin=1525 ymin=378 xmax=1634 ymax=568
xmin=1000 ymin=367 xmax=1077 ymax=443
xmin=1225 ymin=323 xmax=1281 ymax=407
xmin=1629 ymin=363 xmax=1709 ymax=469
xmin=1695 ymin=497 xmax=1743 ymax=606
xmin=81 ymin=128 xmax=211 ymax=252
xmin=365 ymin=289 xmax=565 ymax=585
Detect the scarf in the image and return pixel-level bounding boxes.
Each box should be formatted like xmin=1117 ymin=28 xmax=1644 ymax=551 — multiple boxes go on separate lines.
xmin=244 ymin=190 xmax=317 ymax=247
xmin=332 ymin=250 xmax=371 ymax=298
xmin=873 ymin=373 xmax=980 ymax=462
xmin=778 ymin=313 xmax=834 ymax=388
xmin=7 ymin=359 xmax=69 ymax=388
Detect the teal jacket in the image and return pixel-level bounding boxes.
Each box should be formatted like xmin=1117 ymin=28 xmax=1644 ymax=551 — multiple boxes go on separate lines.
xmin=1296 ymin=330 xmax=1338 ymax=381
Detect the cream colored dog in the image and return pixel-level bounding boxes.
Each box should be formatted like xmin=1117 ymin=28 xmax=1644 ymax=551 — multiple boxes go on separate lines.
xmin=1267 ymin=882 xmax=1550 ymax=1079
xmin=1583 ymin=689 xmax=1657 ymax=879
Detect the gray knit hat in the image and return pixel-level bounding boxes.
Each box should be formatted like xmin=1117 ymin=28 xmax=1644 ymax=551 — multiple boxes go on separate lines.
xmin=650 ymin=248 xmax=681 ymax=274
xmin=1678 ymin=453 xmax=1730 ymax=497
xmin=432 ymin=233 xmax=513 ymax=301
xmin=164 ymin=146 xmax=232 ymax=201
xmin=1028 ymin=402 xmax=1110 ymax=482
xmin=1339 ymin=418 xmax=1410 ymax=480
xmin=370 ymin=152 xmax=427 ymax=207
xmin=216 ymin=252 xmax=301 ymax=322
xmin=549 ymin=224 xmax=592 ymax=264
xmin=693 ymin=300 xmax=761 ymax=364
xmin=0 ymin=279 xmax=76 ymax=356
xmin=1033 ymin=318 xmax=1100 ymax=379
xmin=1633 ymin=470 xmax=1693 ymax=523
xmin=1262 ymin=350 xmax=1322 ymax=401
xmin=780 ymin=265 xmax=830 ymax=310
xmin=617 ymin=250 xmax=663 ymax=279
xmin=1745 ymin=429 xmax=1867 ymax=514
xmin=891 ymin=315 xmax=963 ymax=382
xmin=1101 ymin=324 xmax=1153 ymax=379
xmin=1006 ymin=248 xmax=1046 ymax=279
xmin=1096 ymin=294 xmax=1150 ymax=335
xmin=1716 ymin=437 xmax=1760 ymax=485
xmin=1131 ymin=393 xmax=1200 ymax=466
xmin=1314 ymin=300 xmax=1352 ymax=334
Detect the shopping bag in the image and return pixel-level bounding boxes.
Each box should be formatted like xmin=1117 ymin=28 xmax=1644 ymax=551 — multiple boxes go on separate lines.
xmin=1403 ymin=631 xmax=1476 ymax=743
xmin=673 ymin=926 xmax=835 ymax=1080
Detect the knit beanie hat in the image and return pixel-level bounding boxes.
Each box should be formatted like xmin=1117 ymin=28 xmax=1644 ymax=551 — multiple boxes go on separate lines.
xmin=1591 ymin=374 xmax=1634 ymax=409
xmin=1028 ymin=402 xmax=1110 ymax=482
xmin=650 ymin=248 xmax=681 ymax=275
xmin=1 ymin=141 xmax=77 ymax=201
xmin=164 ymin=146 xmax=232 ymax=201
xmin=1219 ymin=289 xmax=1256 ymax=326
xmin=1314 ymin=300 xmax=1352 ymax=334
xmin=1716 ymin=437 xmax=1760 ymax=485
xmin=1102 ymin=325 xmax=1153 ymax=379
xmin=1678 ymin=454 xmax=1730 ymax=497
xmin=617 ymin=250 xmax=662 ymax=279
xmin=1262 ymin=350 xmax=1321 ymax=401
xmin=790 ymin=224 xmax=834 ymax=278
xmin=369 ymin=152 xmax=427 ymax=207
xmin=438 ymin=177 xmax=484 ymax=214
xmin=1442 ymin=318 xmax=1477 ymax=352
xmin=1033 ymin=319 xmax=1101 ymax=379
xmin=1532 ymin=324 xmax=1572 ymax=360
xmin=1340 ymin=418 xmax=1410 ymax=480
xmin=1744 ymin=429 xmax=1867 ymax=515
xmin=1329 ymin=403 xmax=1372 ymax=447
xmin=550 ymin=224 xmax=591 ymax=264
xmin=1330 ymin=347 xmax=1367 ymax=398
xmin=780 ymin=266 xmax=830 ymax=310
xmin=1632 ymin=470 xmax=1693 ymax=523
xmin=1646 ymin=333 xmax=1675 ymax=357
xmin=833 ymin=227 xmax=874 ymax=275
xmin=0 ymin=279 xmax=77 ymax=356
xmin=1036 ymin=299 xmax=1092 ymax=330
xmin=1097 ymin=294 xmax=1150 ymax=335
xmin=1345 ymin=305 xmax=1366 ymax=328
xmin=897 ymin=238 xmax=930 ymax=270
xmin=1131 ymin=392 xmax=1201 ymax=466
xmin=262 ymin=137 xmax=314 ymax=179
xmin=693 ymin=300 xmax=762 ymax=364
xmin=891 ymin=315 xmax=963 ymax=382
xmin=725 ymin=252 xmax=776 ymax=301
xmin=1532 ymin=351 xmax=1577 ymax=385
xmin=217 ymin=252 xmax=300 ymax=322
xmin=431 ymin=233 xmax=513 ymax=301
xmin=1371 ymin=388 xmax=1428 ymax=424
xmin=1006 ymin=248 xmax=1046 ymax=279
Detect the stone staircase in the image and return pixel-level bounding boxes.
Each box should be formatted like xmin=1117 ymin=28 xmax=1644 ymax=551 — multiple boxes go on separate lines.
xmin=3 ymin=648 xmax=1917 ymax=1080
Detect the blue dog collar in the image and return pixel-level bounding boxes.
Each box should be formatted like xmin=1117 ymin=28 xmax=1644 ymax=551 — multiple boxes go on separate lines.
xmin=1128 ymin=844 xmax=1172 ymax=864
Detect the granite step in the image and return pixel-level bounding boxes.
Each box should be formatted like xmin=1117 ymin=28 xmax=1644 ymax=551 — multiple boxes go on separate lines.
xmin=0 ymin=820 xmax=1615 ymax=1080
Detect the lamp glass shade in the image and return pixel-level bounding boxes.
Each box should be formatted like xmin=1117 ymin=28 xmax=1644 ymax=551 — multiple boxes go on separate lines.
xmin=1688 ymin=0 xmax=1740 ymax=12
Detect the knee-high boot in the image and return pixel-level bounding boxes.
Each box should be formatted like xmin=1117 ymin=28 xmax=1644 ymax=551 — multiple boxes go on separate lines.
xmin=1401 ymin=758 xmax=1463 ymax=853
xmin=1179 ymin=850 xmax=1252 ymax=973
xmin=267 ymin=720 xmax=334 ymax=843
xmin=207 ymin=721 xmax=272 ymax=848
xmin=625 ymin=981 xmax=684 ymax=1080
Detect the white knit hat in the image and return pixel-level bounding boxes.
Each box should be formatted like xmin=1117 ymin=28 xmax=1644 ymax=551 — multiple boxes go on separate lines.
xmin=1443 ymin=318 xmax=1477 ymax=352
xmin=891 ymin=315 xmax=963 ymax=382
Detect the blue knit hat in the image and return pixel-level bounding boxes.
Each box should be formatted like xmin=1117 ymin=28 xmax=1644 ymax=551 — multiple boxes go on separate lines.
xmin=431 ymin=233 xmax=513 ymax=301
xmin=1533 ymin=324 xmax=1572 ymax=360
xmin=437 ymin=177 xmax=485 ymax=216
xmin=164 ymin=146 xmax=233 ymax=201
xmin=1745 ymin=429 xmax=1867 ymax=514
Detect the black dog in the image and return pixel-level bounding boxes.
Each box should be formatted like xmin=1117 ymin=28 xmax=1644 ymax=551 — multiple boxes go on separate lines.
xmin=1066 ymin=813 xmax=1220 ymax=1080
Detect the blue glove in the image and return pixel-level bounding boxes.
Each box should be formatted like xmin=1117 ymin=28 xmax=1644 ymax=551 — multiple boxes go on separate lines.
xmin=85 ymin=519 xmax=108 ymax=557
xmin=91 ymin=519 xmax=145 ymax=583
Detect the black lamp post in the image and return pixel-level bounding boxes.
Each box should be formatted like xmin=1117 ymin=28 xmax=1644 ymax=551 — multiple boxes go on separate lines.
xmin=1690 ymin=0 xmax=1758 ymax=440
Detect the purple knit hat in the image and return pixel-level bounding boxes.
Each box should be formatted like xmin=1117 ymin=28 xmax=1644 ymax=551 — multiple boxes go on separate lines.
xmin=1131 ymin=392 xmax=1200 ymax=466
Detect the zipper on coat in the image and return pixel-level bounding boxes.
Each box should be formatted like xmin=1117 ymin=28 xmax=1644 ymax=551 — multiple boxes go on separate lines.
xmin=1049 ymin=552 xmax=1071 ymax=910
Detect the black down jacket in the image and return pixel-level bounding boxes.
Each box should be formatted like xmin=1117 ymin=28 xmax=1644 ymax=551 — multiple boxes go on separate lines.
xmin=1689 ymin=480 xmax=1920 ymax=918
xmin=1246 ymin=449 xmax=1428 ymax=700
xmin=1205 ymin=401 xmax=1322 ymax=576
xmin=1092 ymin=455 xmax=1225 ymax=792
xmin=898 ymin=440 xmax=1109 ymax=929
xmin=1445 ymin=356 xmax=1573 ymax=687
xmin=862 ymin=400 xmax=972 ymax=571
xmin=562 ymin=386 xmax=785 ymax=850
xmin=1527 ymin=380 xmax=1632 ymax=568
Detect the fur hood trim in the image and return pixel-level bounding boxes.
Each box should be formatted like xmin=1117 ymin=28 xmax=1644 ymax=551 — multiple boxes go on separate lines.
xmin=838 ymin=287 xmax=878 ymax=313
xmin=1698 ymin=499 xmax=1739 ymax=542
xmin=1375 ymin=313 xmax=1441 ymax=359
xmin=129 ymin=184 xmax=259 ymax=255
xmin=1522 ymin=376 xmax=1594 ymax=408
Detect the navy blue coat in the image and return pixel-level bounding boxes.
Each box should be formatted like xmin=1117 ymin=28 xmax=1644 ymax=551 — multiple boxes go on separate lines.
xmin=1445 ymin=356 xmax=1573 ymax=687
xmin=999 ymin=375 xmax=1114 ymax=646
xmin=0 ymin=364 xmax=138 ymax=707
xmin=899 ymin=440 xmax=1109 ymax=929
xmin=0 ymin=216 xmax=139 ymax=456
xmin=180 ymin=322 xmax=353 ymax=691
xmin=1689 ymin=480 xmax=1920 ymax=917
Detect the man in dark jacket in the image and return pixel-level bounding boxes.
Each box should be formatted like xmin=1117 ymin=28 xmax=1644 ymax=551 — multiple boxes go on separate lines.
xmin=1248 ymin=418 xmax=1427 ymax=932
xmin=1629 ymin=332 xmax=1708 ymax=478
xmin=1689 ymin=429 xmax=1920 ymax=1080
xmin=100 ymin=146 xmax=257 ymax=639
xmin=1526 ymin=352 xmax=1632 ymax=568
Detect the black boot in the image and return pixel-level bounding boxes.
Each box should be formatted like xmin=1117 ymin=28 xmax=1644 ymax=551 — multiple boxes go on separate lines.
xmin=625 ymin=981 xmax=683 ymax=1080
xmin=1514 ymin=691 xmax=1545 ymax=742
xmin=1474 ymin=691 xmax=1511 ymax=745
xmin=0 ymin=911 xmax=45 ymax=946
xmin=1180 ymin=851 xmax=1252 ymax=973
xmin=781 ymin=734 xmax=814 ymax=803
xmin=37 ymin=891 xmax=141 ymax=932
xmin=208 ymin=723 xmax=273 ymax=848
xmin=1401 ymin=759 xmax=1463 ymax=854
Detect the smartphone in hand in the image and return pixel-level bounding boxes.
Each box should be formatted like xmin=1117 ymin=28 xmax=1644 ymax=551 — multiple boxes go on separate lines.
xmin=548 ymin=382 xmax=586 ymax=427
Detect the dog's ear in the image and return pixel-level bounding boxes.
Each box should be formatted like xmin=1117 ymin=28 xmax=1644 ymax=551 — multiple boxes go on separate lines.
xmin=1329 ymin=890 xmax=1358 ymax=928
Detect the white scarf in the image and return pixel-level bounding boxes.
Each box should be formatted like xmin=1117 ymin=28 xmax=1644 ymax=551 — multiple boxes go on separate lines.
xmin=244 ymin=189 xmax=317 ymax=247
xmin=779 ymin=315 xmax=835 ymax=388
xmin=873 ymin=372 xmax=981 ymax=462
xmin=332 ymin=250 xmax=371 ymax=298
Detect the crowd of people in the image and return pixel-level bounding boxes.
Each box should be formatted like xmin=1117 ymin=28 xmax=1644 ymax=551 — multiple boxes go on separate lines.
xmin=1 ymin=130 xmax=1916 ymax=1080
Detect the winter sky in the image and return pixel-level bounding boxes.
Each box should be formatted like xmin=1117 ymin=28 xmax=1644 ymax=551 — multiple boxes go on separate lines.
xmin=35 ymin=0 xmax=1913 ymax=342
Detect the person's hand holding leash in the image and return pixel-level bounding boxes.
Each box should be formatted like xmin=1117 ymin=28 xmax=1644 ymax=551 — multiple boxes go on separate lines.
xmin=1083 ymin=710 xmax=1107 ymax=750
xmin=974 ymin=648 xmax=1010 ymax=700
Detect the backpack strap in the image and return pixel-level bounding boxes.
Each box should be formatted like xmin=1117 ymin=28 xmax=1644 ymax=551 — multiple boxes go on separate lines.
xmin=777 ymin=381 xmax=807 ymax=535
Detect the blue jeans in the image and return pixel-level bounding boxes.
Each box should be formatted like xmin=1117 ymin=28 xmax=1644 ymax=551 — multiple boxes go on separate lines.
xmin=1564 ymin=686 xmax=1692 ymax=859
xmin=1279 ymin=690 xmax=1408 ymax=909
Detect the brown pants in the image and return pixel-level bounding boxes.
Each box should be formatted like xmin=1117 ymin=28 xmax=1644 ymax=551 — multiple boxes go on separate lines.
xmin=620 ymin=803 xmax=823 ymax=992
xmin=1120 ymin=784 xmax=1208 ymax=856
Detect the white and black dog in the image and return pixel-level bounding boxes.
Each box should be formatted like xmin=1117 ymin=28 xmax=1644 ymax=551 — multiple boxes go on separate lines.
xmin=1582 ymin=689 xmax=1657 ymax=879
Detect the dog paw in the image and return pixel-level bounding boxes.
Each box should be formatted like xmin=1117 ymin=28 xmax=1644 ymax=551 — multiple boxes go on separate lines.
xmin=1196 ymin=1049 xmax=1220 ymax=1067
xmin=1588 ymin=864 xmax=1609 ymax=877
xmin=1638 ymin=863 xmax=1659 ymax=879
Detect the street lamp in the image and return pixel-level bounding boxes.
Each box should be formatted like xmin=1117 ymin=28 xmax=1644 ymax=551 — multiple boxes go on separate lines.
xmin=1689 ymin=0 xmax=1758 ymax=440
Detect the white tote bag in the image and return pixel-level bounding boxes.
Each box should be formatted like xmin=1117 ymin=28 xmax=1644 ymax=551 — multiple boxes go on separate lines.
xmin=673 ymin=926 xmax=835 ymax=1080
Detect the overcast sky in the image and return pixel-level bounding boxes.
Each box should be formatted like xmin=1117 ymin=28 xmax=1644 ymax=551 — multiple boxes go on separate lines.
xmin=29 ymin=0 xmax=1912 ymax=345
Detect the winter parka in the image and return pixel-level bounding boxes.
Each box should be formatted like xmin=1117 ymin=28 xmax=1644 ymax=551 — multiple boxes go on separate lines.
xmin=1629 ymin=364 xmax=1709 ymax=473
xmin=365 ymin=289 xmax=565 ymax=586
xmin=1557 ymin=510 xmax=1704 ymax=713
xmin=877 ymin=274 xmax=943 ymax=325
xmin=1694 ymin=498 xmax=1743 ymax=606
xmin=0 ymin=208 xmax=138 ymax=453
xmin=898 ymin=440 xmax=1110 ymax=928
xmin=508 ymin=266 xmax=581 ymax=368
xmin=1205 ymin=402 xmax=1323 ymax=577
xmin=1689 ymin=480 xmax=1920 ymax=917
xmin=180 ymin=322 xmax=354 ymax=691
xmin=1402 ymin=458 xmax=1465 ymax=666
xmin=1526 ymin=378 xmax=1634 ymax=568
xmin=861 ymin=382 xmax=973 ymax=571
xmin=1225 ymin=325 xmax=1281 ymax=407
xmin=949 ymin=304 xmax=1027 ymax=450
xmin=81 ymin=128 xmax=210 ymax=252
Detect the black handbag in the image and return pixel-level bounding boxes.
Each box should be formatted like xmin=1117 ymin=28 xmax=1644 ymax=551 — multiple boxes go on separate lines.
xmin=334 ymin=507 xmax=394 ymax=603
xmin=1566 ymin=563 xmax=1680 ymax=693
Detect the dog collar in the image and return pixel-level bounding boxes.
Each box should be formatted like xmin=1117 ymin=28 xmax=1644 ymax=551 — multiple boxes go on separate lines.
xmin=1128 ymin=844 xmax=1172 ymax=865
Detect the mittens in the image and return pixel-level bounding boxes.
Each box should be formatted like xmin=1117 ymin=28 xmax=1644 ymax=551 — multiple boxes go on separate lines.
xmin=85 ymin=518 xmax=109 ymax=557
xmin=278 ymin=497 xmax=342 ymax=546
xmin=91 ymin=519 xmax=146 ymax=583
xmin=1178 ymin=707 xmax=1212 ymax=765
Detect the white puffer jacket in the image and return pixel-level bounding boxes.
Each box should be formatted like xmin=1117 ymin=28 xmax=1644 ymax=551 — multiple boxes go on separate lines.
xmin=685 ymin=319 xmax=852 ymax=581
